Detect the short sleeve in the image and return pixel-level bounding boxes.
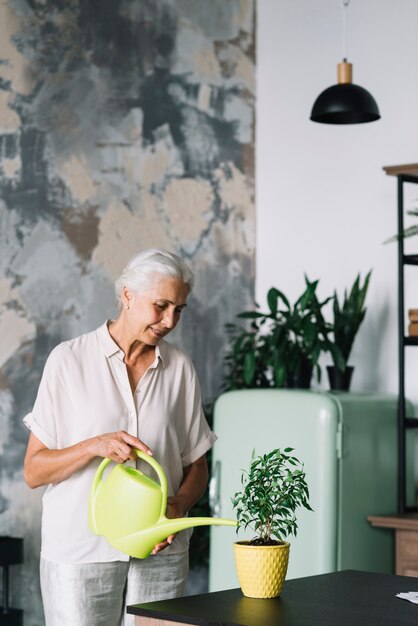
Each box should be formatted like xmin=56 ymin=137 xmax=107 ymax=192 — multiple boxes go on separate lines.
xmin=23 ymin=411 xmax=57 ymax=449
xmin=22 ymin=346 xmax=62 ymax=449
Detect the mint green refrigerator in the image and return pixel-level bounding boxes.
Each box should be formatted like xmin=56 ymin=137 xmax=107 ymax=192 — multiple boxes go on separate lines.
xmin=208 ymin=390 xmax=410 ymax=592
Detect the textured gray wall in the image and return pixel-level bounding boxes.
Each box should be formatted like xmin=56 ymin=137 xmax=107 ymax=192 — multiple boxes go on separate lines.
xmin=0 ymin=1 xmax=255 ymax=623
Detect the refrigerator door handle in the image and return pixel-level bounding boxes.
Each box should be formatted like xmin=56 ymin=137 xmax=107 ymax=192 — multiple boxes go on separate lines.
xmin=209 ymin=460 xmax=221 ymax=517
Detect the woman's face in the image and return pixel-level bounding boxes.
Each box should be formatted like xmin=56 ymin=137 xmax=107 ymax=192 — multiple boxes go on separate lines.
xmin=123 ymin=276 xmax=189 ymax=346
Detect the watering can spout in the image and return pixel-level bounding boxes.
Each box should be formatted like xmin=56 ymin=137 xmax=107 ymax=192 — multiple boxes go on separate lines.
xmin=89 ymin=450 xmax=236 ymax=559
xmin=111 ymin=516 xmax=237 ymax=559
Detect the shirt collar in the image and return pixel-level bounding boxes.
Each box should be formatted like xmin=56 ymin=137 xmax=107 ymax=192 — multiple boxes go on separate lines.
xmin=156 ymin=339 xmax=166 ymax=366
xmin=97 ymin=321 xmax=165 ymax=366
xmin=97 ymin=321 xmax=121 ymax=357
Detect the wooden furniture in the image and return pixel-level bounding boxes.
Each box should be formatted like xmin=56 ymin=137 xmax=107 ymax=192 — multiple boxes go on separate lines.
xmin=383 ymin=163 xmax=418 ymax=513
xmin=369 ymin=513 xmax=418 ymax=576
xmin=127 ymin=569 xmax=418 ymax=626
xmin=0 ymin=536 xmax=23 ymax=625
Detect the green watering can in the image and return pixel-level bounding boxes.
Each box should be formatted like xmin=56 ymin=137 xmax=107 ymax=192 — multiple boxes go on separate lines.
xmin=88 ymin=450 xmax=236 ymax=559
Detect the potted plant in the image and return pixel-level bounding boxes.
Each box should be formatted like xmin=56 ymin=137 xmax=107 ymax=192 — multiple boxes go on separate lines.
xmin=223 ymin=277 xmax=332 ymax=390
xmin=327 ymin=270 xmax=372 ymax=391
xmin=269 ymin=277 xmax=333 ymax=388
xmin=231 ymin=447 xmax=312 ymax=598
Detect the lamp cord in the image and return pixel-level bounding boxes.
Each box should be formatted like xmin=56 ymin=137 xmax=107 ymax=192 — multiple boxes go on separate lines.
xmin=342 ymin=0 xmax=350 ymax=61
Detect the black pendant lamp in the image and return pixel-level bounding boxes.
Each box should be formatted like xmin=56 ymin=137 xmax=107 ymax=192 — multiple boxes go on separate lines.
xmin=310 ymin=0 xmax=380 ymax=125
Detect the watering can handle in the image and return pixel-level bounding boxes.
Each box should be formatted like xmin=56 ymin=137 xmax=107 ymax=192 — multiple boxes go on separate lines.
xmin=91 ymin=457 xmax=113 ymax=499
xmin=134 ymin=450 xmax=168 ymax=520
xmin=89 ymin=456 xmax=113 ymax=534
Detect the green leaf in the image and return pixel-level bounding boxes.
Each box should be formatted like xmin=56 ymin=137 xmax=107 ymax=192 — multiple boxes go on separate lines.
xmin=384 ymin=225 xmax=418 ymax=243
xmin=267 ymin=287 xmax=290 ymax=314
xmin=237 ymin=311 xmax=265 ymax=319
xmin=243 ymin=351 xmax=256 ymax=385
xmin=267 ymin=288 xmax=279 ymax=316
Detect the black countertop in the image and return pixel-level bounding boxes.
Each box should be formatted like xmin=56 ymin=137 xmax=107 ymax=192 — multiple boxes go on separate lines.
xmin=127 ymin=569 xmax=418 ymax=626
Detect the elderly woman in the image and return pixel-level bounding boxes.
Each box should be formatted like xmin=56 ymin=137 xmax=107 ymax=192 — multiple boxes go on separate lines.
xmin=23 ymin=249 xmax=216 ymax=626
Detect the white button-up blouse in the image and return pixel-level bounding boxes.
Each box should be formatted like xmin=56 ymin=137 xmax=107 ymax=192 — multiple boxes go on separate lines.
xmin=23 ymin=322 xmax=217 ymax=563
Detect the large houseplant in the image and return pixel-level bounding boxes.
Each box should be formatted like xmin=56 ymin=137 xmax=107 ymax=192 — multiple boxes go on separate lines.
xmin=327 ymin=270 xmax=372 ymax=390
xmin=271 ymin=277 xmax=332 ymax=388
xmin=232 ymin=447 xmax=312 ymax=598
xmin=223 ymin=277 xmax=332 ymax=391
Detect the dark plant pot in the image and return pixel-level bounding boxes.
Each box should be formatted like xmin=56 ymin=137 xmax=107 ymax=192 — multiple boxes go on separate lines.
xmin=287 ymin=360 xmax=313 ymax=389
xmin=327 ymin=365 xmax=354 ymax=391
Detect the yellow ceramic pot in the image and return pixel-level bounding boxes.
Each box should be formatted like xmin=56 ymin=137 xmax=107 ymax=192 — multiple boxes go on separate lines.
xmin=233 ymin=541 xmax=290 ymax=598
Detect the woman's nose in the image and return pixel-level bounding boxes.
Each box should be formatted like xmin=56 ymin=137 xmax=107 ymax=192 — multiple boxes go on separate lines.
xmin=162 ymin=310 xmax=176 ymax=329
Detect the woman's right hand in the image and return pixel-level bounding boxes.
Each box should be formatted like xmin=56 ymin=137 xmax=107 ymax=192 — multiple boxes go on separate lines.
xmin=24 ymin=431 xmax=152 ymax=489
xmin=92 ymin=430 xmax=152 ymax=463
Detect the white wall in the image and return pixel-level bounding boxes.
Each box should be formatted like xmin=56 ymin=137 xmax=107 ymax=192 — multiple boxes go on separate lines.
xmin=256 ymin=0 xmax=418 ymax=404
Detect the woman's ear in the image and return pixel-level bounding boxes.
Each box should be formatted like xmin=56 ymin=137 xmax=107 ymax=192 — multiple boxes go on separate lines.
xmin=122 ymin=287 xmax=131 ymax=310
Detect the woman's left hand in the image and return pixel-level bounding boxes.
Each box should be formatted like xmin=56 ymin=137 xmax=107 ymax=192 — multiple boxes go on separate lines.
xmin=151 ymin=495 xmax=187 ymax=555
xmin=151 ymin=457 xmax=208 ymax=555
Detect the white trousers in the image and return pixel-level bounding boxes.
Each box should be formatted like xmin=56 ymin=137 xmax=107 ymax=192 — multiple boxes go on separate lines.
xmin=40 ymin=552 xmax=189 ymax=626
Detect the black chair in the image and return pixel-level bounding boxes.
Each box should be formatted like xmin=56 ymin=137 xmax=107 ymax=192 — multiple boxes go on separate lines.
xmin=0 ymin=537 xmax=23 ymax=625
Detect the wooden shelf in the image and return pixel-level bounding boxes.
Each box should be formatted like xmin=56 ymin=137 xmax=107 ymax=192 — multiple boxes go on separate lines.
xmin=368 ymin=514 xmax=418 ymax=577
xmin=369 ymin=513 xmax=418 ymax=531
xmin=383 ymin=163 xmax=418 ymax=178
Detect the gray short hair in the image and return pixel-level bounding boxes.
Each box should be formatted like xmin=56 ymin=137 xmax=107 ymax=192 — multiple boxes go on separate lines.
xmin=114 ymin=249 xmax=194 ymax=306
